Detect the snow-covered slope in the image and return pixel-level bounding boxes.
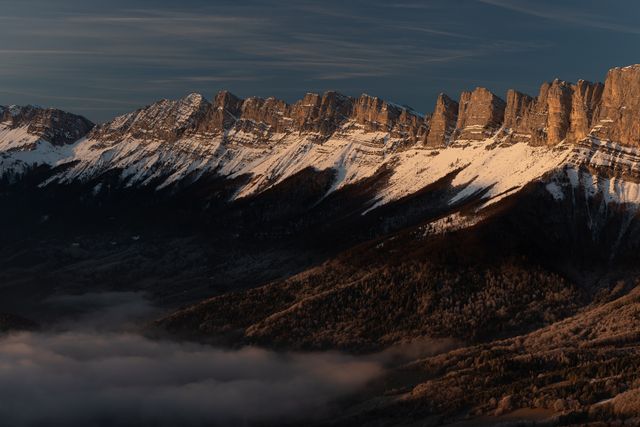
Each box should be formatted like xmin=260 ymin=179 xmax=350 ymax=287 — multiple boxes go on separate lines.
xmin=3 ymin=62 xmax=640 ymax=219
xmin=547 ymin=138 xmax=640 ymax=208
xmin=0 ymin=105 xmax=93 ymax=179
xmin=33 ymin=120 xmax=576 ymax=213
xmin=0 ymin=125 xmax=74 ymax=178
xmin=0 ymin=102 xmax=635 ymax=220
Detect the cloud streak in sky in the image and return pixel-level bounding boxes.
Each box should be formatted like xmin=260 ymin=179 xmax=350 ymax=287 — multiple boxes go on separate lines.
xmin=0 ymin=0 xmax=638 ymax=122
xmin=478 ymin=0 xmax=640 ymax=35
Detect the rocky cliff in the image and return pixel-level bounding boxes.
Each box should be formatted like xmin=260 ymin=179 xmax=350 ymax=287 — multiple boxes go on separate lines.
xmin=88 ymin=93 xmax=209 ymax=143
xmin=4 ymin=63 xmax=640 ymax=154
xmin=425 ymin=93 xmax=458 ymax=147
xmin=351 ymin=94 xmax=428 ymax=143
xmin=290 ymin=91 xmax=353 ymax=137
xmin=197 ymin=90 xmax=243 ymax=136
xmin=86 ymin=90 xmax=432 ymax=147
xmin=0 ymin=105 xmax=94 ymax=146
xmin=4 ymin=63 xmax=640 ymax=203
xmin=500 ymin=78 xmax=605 ymax=146
xmin=567 ymin=79 xmax=604 ymax=142
xmin=500 ymin=79 xmax=571 ymax=146
xmin=591 ymin=65 xmax=640 ymax=147
xmin=454 ymin=87 xmax=505 ymax=141
xmin=502 ymin=89 xmax=535 ymax=142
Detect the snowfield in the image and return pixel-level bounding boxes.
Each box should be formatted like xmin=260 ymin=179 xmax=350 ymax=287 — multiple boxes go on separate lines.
xmin=3 ymin=118 xmax=640 ymax=214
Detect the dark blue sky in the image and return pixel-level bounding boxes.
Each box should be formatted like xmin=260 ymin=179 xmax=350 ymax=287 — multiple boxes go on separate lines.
xmin=1 ymin=0 xmax=639 ymax=122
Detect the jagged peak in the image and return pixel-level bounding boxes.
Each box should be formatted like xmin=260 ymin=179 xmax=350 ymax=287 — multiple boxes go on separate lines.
xmin=459 ymin=87 xmax=506 ymax=104
xmin=355 ymin=93 xmax=422 ymax=117
xmin=7 ymin=61 xmax=640 ymax=150
xmin=615 ymin=63 xmax=640 ymax=71
xmin=322 ymin=90 xmax=351 ymax=100
xmin=0 ymin=103 xmax=94 ymax=146
xmin=2 ymin=104 xmax=69 ymax=115
xmin=213 ymin=90 xmax=242 ymax=112
xmin=241 ymin=95 xmax=289 ymax=109
xmin=455 ymin=87 xmax=506 ymax=141
xmin=181 ymin=92 xmax=206 ymax=104
xmin=436 ymin=92 xmax=456 ymax=104
xmin=506 ymin=88 xmax=534 ymax=100
xmin=215 ymin=89 xmax=240 ymax=99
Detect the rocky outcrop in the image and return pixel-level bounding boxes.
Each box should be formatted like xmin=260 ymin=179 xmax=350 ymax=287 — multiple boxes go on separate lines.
xmin=290 ymin=91 xmax=353 ymax=136
xmin=197 ymin=90 xmax=243 ymax=135
xmin=567 ymin=80 xmax=604 ymax=142
xmin=89 ymin=93 xmax=209 ymax=143
xmin=591 ymin=65 xmax=640 ymax=147
xmin=350 ymin=94 xmax=428 ymax=143
xmin=544 ymin=79 xmax=573 ymax=145
xmin=502 ymin=90 xmax=535 ymax=141
xmin=7 ymin=62 xmax=639 ymax=151
xmin=86 ymin=90 xmax=430 ymax=145
xmin=0 ymin=105 xmax=94 ymax=146
xmin=352 ymin=94 xmax=396 ymax=133
xmin=232 ymin=96 xmax=292 ymax=139
xmin=454 ymin=87 xmax=506 ymax=141
xmin=501 ymin=79 xmax=606 ymax=146
xmin=501 ymin=79 xmax=572 ymax=146
xmin=426 ymin=94 xmax=458 ymax=147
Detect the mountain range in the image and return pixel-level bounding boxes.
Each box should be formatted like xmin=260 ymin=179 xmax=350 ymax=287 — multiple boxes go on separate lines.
xmin=3 ymin=64 xmax=640 ymax=426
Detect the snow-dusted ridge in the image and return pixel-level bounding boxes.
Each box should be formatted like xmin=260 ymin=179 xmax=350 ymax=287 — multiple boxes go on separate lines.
xmin=3 ymin=110 xmax=640 ymax=217
xmin=3 ymin=65 xmax=640 ymax=218
xmin=0 ymin=125 xmax=73 ymax=178
xmin=2 ymin=114 xmax=576 ymax=212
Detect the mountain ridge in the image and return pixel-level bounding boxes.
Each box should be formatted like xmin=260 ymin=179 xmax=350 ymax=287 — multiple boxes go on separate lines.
xmin=1 ymin=64 xmax=639 ymax=213
xmin=4 ymin=63 xmax=639 ymax=148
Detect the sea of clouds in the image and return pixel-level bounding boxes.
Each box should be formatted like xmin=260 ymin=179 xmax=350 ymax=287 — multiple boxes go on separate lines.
xmin=0 ymin=291 xmax=458 ymax=426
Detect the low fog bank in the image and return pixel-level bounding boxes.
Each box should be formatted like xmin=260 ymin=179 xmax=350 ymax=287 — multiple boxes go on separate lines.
xmin=0 ymin=331 xmax=382 ymax=426
xmin=0 ymin=291 xmax=459 ymax=426
xmin=0 ymin=292 xmax=382 ymax=426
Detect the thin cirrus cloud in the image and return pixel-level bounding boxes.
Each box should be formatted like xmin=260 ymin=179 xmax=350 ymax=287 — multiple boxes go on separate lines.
xmin=1 ymin=7 xmax=510 ymax=83
xmin=1 ymin=0 xmax=637 ymax=122
xmin=478 ymin=0 xmax=640 ymax=35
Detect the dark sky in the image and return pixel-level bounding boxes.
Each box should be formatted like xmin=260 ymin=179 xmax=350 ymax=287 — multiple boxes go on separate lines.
xmin=1 ymin=0 xmax=639 ymax=123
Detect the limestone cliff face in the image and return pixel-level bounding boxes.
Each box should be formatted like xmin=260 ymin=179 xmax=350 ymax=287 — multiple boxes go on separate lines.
xmin=89 ymin=93 xmax=210 ymax=143
xmin=290 ymin=91 xmax=353 ymax=136
xmin=501 ymin=80 xmax=572 ymax=146
xmin=233 ymin=96 xmax=292 ymax=139
xmin=350 ymin=94 xmax=428 ymax=144
xmin=351 ymin=94 xmax=391 ymax=132
xmin=567 ymin=80 xmax=604 ymax=142
xmin=426 ymin=94 xmax=458 ymax=147
xmin=0 ymin=105 xmax=94 ymax=146
xmin=591 ymin=65 xmax=640 ymax=147
xmin=87 ymin=91 xmax=430 ymax=145
xmin=197 ymin=90 xmax=243 ymax=135
xmin=501 ymin=79 xmax=605 ymax=146
xmin=232 ymin=92 xmax=428 ymax=143
xmin=544 ymin=79 xmax=574 ymax=145
xmin=454 ymin=88 xmax=505 ymax=141
xmin=11 ymin=63 xmax=640 ymax=151
xmin=502 ymin=90 xmax=535 ymax=142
